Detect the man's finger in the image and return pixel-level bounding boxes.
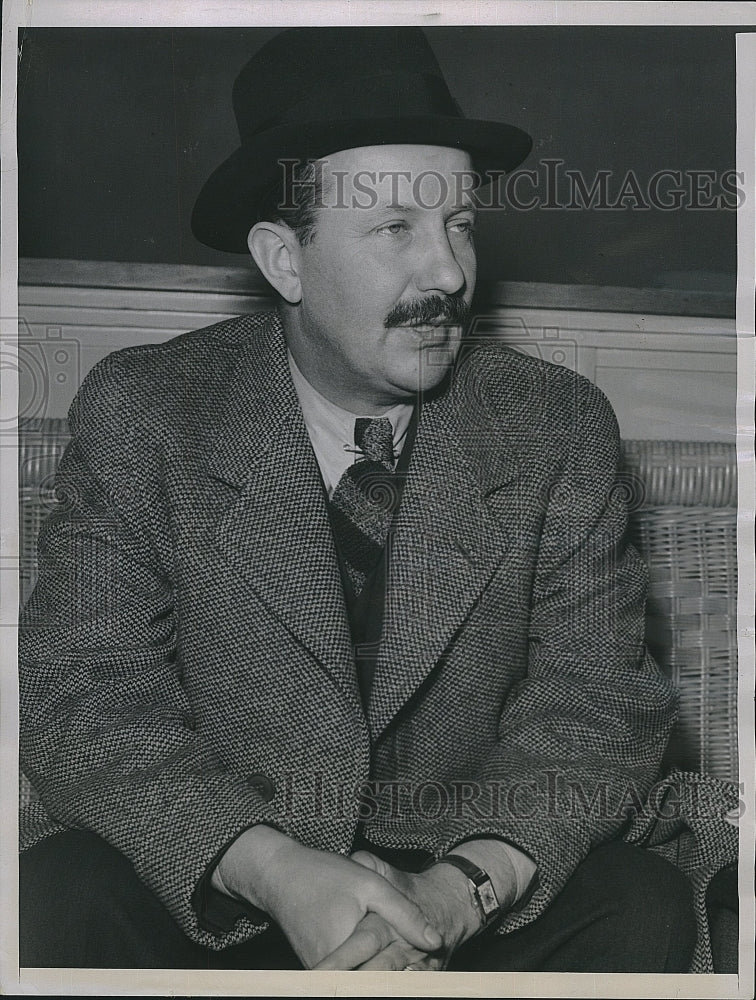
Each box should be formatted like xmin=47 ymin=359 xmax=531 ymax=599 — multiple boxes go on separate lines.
xmin=368 ymin=880 xmax=443 ymax=952
xmin=313 ymin=913 xmax=395 ymax=971
xmin=351 ymin=850 xmax=382 ymax=872
xmin=405 ymin=956 xmax=445 ymax=971
xmin=358 ymin=942 xmax=426 ymax=971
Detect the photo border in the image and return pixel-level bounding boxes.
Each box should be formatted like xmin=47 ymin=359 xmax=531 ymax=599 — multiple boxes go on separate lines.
xmin=2 ymin=3 xmax=754 ymax=997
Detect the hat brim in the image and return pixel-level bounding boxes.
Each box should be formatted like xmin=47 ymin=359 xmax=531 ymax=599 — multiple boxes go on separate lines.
xmin=191 ymin=115 xmax=533 ymax=253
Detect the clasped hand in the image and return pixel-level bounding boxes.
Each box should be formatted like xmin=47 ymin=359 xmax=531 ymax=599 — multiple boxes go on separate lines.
xmin=214 ymin=827 xmax=477 ymax=970
xmin=215 ymin=828 xmax=445 ymax=969
xmin=313 ymin=850 xmax=479 ymax=971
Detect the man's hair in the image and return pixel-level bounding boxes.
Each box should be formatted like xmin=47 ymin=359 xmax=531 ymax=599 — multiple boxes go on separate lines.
xmin=254 ymin=159 xmax=322 ymax=246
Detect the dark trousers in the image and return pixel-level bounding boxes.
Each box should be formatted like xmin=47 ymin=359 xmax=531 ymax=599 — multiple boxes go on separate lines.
xmin=20 ymin=830 xmax=697 ymax=971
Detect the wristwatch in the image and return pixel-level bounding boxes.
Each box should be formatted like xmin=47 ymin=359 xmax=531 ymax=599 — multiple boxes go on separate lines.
xmin=433 ymin=854 xmax=501 ymax=927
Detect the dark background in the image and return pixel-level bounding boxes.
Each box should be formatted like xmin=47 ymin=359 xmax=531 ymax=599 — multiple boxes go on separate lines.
xmin=17 ymin=26 xmax=749 ymax=291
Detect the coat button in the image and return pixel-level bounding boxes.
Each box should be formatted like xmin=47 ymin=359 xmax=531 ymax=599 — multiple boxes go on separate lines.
xmin=247 ymin=773 xmax=275 ymax=802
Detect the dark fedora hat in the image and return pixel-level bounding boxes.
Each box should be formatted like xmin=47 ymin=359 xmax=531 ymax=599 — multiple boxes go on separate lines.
xmin=191 ymin=27 xmax=533 ymax=253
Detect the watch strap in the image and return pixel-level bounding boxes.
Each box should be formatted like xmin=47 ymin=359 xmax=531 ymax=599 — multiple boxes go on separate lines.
xmin=433 ymin=854 xmax=501 ymax=926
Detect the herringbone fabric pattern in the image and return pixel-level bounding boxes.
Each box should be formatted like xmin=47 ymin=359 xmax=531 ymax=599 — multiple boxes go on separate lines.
xmin=18 ymin=312 xmax=737 ymax=968
xmin=329 ymin=417 xmax=398 ymax=593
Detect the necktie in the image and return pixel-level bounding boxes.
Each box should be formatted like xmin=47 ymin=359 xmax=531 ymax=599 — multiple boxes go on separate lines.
xmin=329 ymin=417 xmax=400 ymax=595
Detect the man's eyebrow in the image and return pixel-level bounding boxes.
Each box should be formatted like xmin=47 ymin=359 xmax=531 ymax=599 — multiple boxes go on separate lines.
xmin=374 ymin=202 xmax=478 ymax=215
xmin=447 ymin=202 xmax=478 ymax=215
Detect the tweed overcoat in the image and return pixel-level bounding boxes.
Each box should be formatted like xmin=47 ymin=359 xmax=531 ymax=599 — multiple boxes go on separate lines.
xmin=19 ymin=309 xmax=683 ymax=951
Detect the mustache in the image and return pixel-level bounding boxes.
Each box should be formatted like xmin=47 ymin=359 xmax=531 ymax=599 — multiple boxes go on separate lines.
xmin=384 ymin=294 xmax=470 ymax=329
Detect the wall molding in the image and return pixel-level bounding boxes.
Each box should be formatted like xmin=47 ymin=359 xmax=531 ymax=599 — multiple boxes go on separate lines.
xmin=16 ymin=258 xmax=736 ymax=442
xmin=19 ymin=258 xmax=736 ymax=319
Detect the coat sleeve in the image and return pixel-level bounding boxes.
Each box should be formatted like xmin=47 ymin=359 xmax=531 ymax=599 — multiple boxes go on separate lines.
xmin=19 ymin=352 xmax=289 ymax=949
xmin=432 ymin=369 xmax=679 ymax=934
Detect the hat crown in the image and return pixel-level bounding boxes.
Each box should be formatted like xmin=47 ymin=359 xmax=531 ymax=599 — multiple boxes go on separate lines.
xmin=192 ymin=26 xmax=533 ymax=253
xmin=232 ymin=27 xmax=456 ymax=141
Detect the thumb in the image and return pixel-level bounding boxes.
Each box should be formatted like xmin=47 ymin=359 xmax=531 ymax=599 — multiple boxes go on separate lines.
xmin=351 ymin=850 xmax=384 ymax=873
xmin=369 ymin=881 xmax=443 ymax=952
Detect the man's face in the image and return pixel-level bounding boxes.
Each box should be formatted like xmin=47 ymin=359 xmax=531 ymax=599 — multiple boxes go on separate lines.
xmin=284 ymin=144 xmax=477 ymax=413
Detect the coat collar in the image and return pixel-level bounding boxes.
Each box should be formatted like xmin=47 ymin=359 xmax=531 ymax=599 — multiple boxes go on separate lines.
xmin=205 ymin=312 xmax=523 ymax=733
xmin=206 ymin=311 xmax=300 ymax=489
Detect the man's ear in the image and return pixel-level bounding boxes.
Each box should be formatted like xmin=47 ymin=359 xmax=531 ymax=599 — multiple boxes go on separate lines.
xmin=247 ymin=222 xmax=302 ymax=303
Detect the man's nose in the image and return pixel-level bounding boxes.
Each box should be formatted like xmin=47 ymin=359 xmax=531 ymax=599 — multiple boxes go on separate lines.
xmin=414 ymin=231 xmax=468 ymax=296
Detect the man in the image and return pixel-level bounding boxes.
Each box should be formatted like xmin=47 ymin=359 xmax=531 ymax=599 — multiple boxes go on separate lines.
xmin=19 ymin=27 xmax=698 ymax=971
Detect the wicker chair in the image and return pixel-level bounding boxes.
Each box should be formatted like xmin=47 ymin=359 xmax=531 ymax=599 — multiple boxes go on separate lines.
xmin=622 ymin=440 xmax=737 ymax=781
xmin=18 ymin=421 xmax=739 ymax=803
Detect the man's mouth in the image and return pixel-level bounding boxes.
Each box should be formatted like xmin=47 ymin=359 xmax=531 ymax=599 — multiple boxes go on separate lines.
xmin=403 ymin=317 xmax=459 ymax=329
xmin=384 ymin=294 xmax=470 ymax=331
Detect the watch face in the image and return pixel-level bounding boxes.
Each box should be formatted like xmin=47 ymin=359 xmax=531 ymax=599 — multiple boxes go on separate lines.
xmin=477 ymin=879 xmax=499 ymax=918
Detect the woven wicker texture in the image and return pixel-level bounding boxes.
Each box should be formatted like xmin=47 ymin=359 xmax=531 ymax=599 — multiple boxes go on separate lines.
xmin=19 ymin=418 xmax=71 ymax=610
xmin=621 ymin=439 xmax=736 ymax=507
xmin=17 ymin=426 xmax=738 ymax=808
xmin=621 ymin=442 xmax=737 ymax=781
xmin=19 ymin=419 xmax=71 ymax=809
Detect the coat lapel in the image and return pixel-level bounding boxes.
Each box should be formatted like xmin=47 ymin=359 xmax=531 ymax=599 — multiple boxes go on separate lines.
xmin=204 ymin=314 xmax=525 ymax=732
xmin=368 ymin=378 xmax=523 ymax=739
xmin=206 ymin=313 xmax=360 ymax=713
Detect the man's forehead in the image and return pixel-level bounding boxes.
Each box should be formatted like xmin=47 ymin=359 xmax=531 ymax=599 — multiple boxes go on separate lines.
xmin=312 ymin=143 xmax=478 ymax=212
xmin=319 ymin=143 xmax=474 ymax=172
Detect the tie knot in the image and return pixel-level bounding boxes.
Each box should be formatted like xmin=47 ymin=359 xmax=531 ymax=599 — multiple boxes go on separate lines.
xmin=354 ymin=417 xmax=394 ymax=467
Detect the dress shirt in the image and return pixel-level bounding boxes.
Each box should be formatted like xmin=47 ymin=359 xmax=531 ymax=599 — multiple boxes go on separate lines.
xmin=288 ymin=351 xmax=414 ymax=497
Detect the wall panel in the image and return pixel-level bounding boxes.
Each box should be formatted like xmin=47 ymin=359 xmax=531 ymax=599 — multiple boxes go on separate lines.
xmin=16 ymin=260 xmax=736 ymax=441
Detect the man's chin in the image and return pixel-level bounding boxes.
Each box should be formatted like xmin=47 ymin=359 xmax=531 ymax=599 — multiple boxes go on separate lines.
xmin=417 ymin=339 xmax=462 ymax=386
xmin=380 ymin=332 xmax=462 ymax=400
xmin=387 ymin=361 xmax=455 ymax=402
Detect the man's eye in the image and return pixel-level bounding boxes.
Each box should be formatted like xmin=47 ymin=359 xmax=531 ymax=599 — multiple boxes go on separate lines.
xmin=448 ymin=219 xmax=476 ymax=235
xmin=377 ymin=222 xmax=407 ymax=236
